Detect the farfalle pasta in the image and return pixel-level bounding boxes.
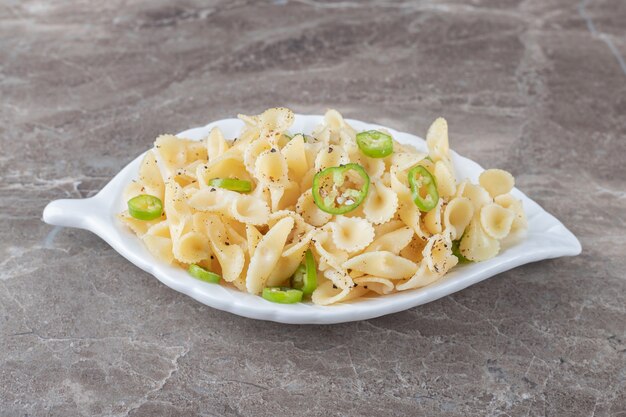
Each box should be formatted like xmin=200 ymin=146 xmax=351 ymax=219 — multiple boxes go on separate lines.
xmin=119 ymin=107 xmax=527 ymax=305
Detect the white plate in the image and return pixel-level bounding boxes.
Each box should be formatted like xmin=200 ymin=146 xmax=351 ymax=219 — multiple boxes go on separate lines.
xmin=43 ymin=115 xmax=581 ymax=324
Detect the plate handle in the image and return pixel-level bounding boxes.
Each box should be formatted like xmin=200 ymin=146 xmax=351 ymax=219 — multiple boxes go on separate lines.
xmin=42 ymin=197 xmax=101 ymax=229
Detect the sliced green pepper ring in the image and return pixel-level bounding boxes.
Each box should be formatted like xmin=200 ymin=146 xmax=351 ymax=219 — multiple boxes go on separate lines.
xmin=312 ymin=163 xmax=370 ymax=215
xmin=451 ymin=240 xmax=471 ymax=263
xmin=262 ymin=287 xmax=303 ymax=304
xmin=291 ymin=249 xmax=317 ymax=295
xmin=407 ymin=165 xmax=439 ymax=212
xmin=127 ymin=194 xmax=163 ymax=220
xmin=356 ymin=130 xmax=394 ymax=158
xmin=208 ymin=177 xmax=252 ymax=193
xmin=188 ymin=264 xmax=221 ymax=283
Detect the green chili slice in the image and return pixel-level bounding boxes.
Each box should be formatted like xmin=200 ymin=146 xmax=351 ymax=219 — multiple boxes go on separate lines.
xmin=407 ymin=165 xmax=439 ymax=212
xmin=356 ymin=130 xmax=394 ymax=158
xmin=291 ymin=249 xmax=317 ymax=295
xmin=208 ymin=178 xmax=252 ymax=193
xmin=262 ymin=287 xmax=303 ymax=304
xmin=127 ymin=194 xmax=163 ymax=220
xmin=451 ymin=240 xmax=471 ymax=263
xmin=312 ymin=163 xmax=370 ymax=215
xmin=188 ymin=264 xmax=221 ymax=283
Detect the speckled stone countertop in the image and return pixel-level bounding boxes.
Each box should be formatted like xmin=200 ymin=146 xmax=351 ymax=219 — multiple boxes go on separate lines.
xmin=1 ymin=1 xmax=625 ymax=416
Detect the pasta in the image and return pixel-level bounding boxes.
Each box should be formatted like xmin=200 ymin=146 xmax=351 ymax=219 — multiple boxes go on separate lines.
xmin=329 ymin=216 xmax=375 ymax=253
xmin=119 ymin=107 xmax=526 ymax=305
xmin=480 ymin=203 xmax=515 ymax=239
xmin=479 ymin=169 xmax=515 ymax=198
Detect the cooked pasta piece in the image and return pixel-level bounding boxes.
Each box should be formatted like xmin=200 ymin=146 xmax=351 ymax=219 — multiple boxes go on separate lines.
xmin=434 ymin=160 xmax=456 ymax=198
xmin=399 ymin=234 xmax=428 ymax=264
xmin=479 ymin=169 xmax=515 ymax=198
xmin=197 ymin=154 xmax=250 ymax=188
xmin=275 ymin=180 xmax=301 ymax=210
xmin=255 ymin=149 xmax=289 ymax=187
xmin=329 ymin=216 xmax=375 ymax=253
xmin=245 ymin=224 xmax=263 ymax=257
xmin=259 ymin=107 xmax=295 ymax=134
xmin=422 ymin=234 xmax=458 ymax=275
xmin=173 ymin=231 xmax=211 ymax=264
xmin=343 ymin=251 xmax=418 ymax=279
xmin=281 ymin=134 xmax=309 ymax=180
xmin=494 ymin=193 xmax=528 ymax=233
xmin=373 ymin=219 xmax=405 ymax=236
xmin=195 ymin=213 xmax=245 ymax=282
xmin=296 ymin=189 xmax=333 ymax=227
xmin=141 ymin=221 xmax=175 ymax=264
xmin=396 ymin=262 xmax=442 ymax=291
xmin=246 ymin=216 xmax=295 ymax=294
xmin=426 ymin=117 xmax=449 ymax=159
xmin=312 ymin=279 xmax=358 ymax=306
xmin=351 ymin=151 xmax=386 ymax=179
xmin=244 ymin=137 xmax=272 ymax=175
xmin=392 ymin=152 xmax=428 ymax=174
xmin=443 ymin=197 xmax=474 ymax=240
xmin=125 ymin=151 xmax=165 ymax=202
xmin=363 ymin=180 xmax=398 ymax=225
xmin=205 ymin=127 xmax=230 ymax=162
xmin=423 ymin=199 xmax=444 ymax=235
xmin=459 ymin=217 xmax=501 ymax=262
xmin=118 ymin=210 xmax=164 ymax=237
xmin=154 ymin=134 xmax=187 ymax=172
xmin=364 ymin=226 xmax=413 ymax=255
xmin=353 ymin=276 xmax=395 ymax=295
xmin=460 ymin=182 xmax=492 ymax=211
xmin=313 ymin=229 xmax=349 ymax=272
xmin=314 ymin=144 xmax=350 ymax=172
xmin=322 ymin=268 xmax=354 ymax=290
xmin=480 ymin=203 xmax=515 ymax=239
xmin=187 ymin=186 xmax=271 ymax=226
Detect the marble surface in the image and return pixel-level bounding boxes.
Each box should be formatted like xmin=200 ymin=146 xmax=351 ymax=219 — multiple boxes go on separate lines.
xmin=1 ymin=0 xmax=625 ymax=415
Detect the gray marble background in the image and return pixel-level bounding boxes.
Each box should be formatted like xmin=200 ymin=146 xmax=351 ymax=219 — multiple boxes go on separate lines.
xmin=1 ymin=0 xmax=625 ymax=416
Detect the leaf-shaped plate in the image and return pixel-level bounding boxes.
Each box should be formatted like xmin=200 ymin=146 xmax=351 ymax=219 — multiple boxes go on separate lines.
xmin=43 ymin=115 xmax=581 ymax=324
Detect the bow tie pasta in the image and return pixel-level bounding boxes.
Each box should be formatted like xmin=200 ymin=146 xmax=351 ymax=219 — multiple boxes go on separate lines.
xmin=119 ymin=108 xmax=527 ymax=305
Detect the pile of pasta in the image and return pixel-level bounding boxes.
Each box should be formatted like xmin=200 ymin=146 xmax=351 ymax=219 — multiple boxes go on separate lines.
xmin=119 ymin=108 xmax=527 ymax=305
